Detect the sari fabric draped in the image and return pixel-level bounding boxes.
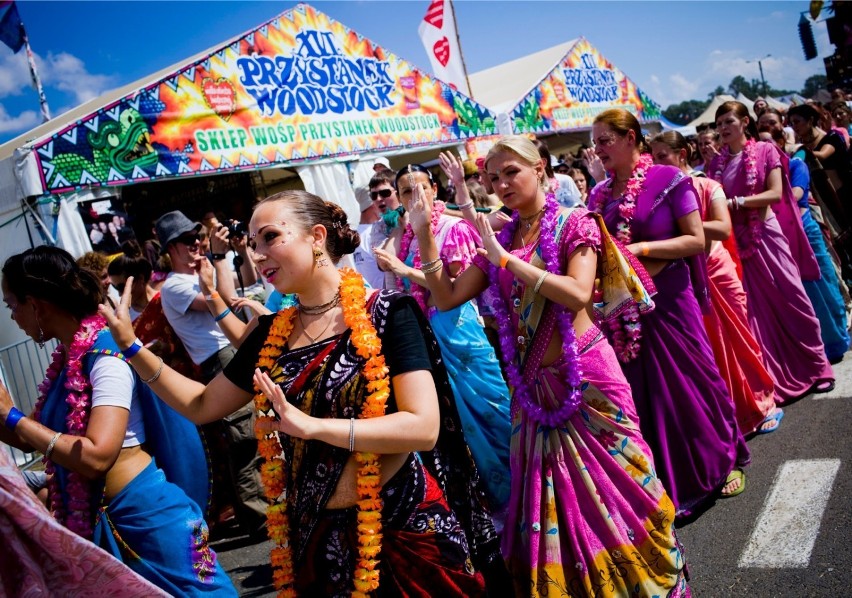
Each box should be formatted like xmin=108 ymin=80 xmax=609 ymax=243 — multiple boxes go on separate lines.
xmin=38 ymin=330 xmax=234 ymax=596
xmin=245 ymin=292 xmax=503 ymax=596
xmin=693 ymin=176 xmax=777 ymax=434
xmin=590 ymin=166 xmax=749 ymax=517
xmin=713 ymin=142 xmax=833 ymax=402
xmin=477 ymin=208 xmax=689 ymax=597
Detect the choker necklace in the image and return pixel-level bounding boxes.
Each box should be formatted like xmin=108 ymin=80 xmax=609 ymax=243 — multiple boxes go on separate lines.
xmin=297 ymin=292 xmax=340 ymax=315
xmin=519 ymin=205 xmax=546 ymax=230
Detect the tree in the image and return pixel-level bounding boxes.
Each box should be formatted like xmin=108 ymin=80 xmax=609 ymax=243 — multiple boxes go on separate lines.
xmin=708 ymin=86 xmax=725 ymax=100
xmin=801 ymin=74 xmax=827 ymax=98
xmin=663 ymin=99 xmax=711 ymax=125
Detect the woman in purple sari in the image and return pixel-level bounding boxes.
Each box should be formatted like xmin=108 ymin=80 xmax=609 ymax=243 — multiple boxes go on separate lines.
xmin=588 ymin=109 xmax=750 ymax=516
xmin=710 ymin=101 xmax=834 ymax=402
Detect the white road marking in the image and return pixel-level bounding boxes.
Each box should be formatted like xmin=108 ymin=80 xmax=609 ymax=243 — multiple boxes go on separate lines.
xmin=738 ymin=459 xmax=841 ymax=568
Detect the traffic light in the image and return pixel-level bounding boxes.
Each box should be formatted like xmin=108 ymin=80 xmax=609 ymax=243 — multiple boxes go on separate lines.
xmin=799 ymin=14 xmax=818 ymax=61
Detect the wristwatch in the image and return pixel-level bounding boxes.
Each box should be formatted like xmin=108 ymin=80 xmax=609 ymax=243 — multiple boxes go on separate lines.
xmin=210 ymin=253 xmax=227 ymax=261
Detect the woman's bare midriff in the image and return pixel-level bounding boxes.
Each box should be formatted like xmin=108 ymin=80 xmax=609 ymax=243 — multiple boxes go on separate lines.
xmin=540 ymin=304 xmax=597 ymax=367
xmin=325 ymin=452 xmax=409 ymax=509
xmin=103 ymin=445 xmax=151 ymax=499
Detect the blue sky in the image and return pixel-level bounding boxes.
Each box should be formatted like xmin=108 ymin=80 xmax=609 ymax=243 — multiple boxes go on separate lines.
xmin=0 ymin=0 xmax=833 ymax=144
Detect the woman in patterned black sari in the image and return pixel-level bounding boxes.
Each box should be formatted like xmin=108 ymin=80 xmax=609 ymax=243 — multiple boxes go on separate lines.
xmin=101 ymin=190 xmax=505 ymax=596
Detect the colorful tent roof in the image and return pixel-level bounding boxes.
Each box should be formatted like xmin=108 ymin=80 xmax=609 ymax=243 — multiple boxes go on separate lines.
xmin=470 ymin=37 xmax=662 ymax=135
xmin=18 ymin=3 xmax=497 ymax=195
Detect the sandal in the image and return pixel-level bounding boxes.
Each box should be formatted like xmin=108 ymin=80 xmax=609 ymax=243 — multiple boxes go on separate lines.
xmin=721 ymin=469 xmax=746 ymax=498
xmin=812 ymin=379 xmax=835 ymax=394
xmin=756 ymin=409 xmax=784 ymax=434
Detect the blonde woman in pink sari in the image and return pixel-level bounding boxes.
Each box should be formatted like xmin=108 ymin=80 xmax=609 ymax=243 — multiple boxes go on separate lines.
xmin=650 ymin=131 xmax=781 ymax=436
xmin=411 ymin=135 xmax=689 ymax=597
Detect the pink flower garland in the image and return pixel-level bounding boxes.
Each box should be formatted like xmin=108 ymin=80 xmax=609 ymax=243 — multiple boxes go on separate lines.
xmin=488 ymin=192 xmax=583 ymax=427
xmin=398 ymin=200 xmax=446 ymax=313
xmin=31 ymin=314 xmax=106 ymax=539
xmin=588 ymin=154 xmax=653 ymax=363
xmin=712 ymin=138 xmax=761 ymax=257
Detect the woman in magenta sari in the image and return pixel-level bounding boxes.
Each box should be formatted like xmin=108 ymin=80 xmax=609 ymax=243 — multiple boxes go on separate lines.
xmin=412 ymin=135 xmax=689 ymax=597
xmin=649 ymin=131 xmax=781 ymax=436
xmin=588 ymin=109 xmax=750 ymax=515
xmin=710 ymin=101 xmax=834 ymax=402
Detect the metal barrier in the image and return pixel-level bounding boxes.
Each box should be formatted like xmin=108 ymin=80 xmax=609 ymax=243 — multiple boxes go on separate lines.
xmin=0 ymin=337 xmax=57 ymax=468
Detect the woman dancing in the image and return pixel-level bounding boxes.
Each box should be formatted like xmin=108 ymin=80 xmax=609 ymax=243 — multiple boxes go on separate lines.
xmin=100 ymin=191 xmax=504 ymax=596
xmin=711 ymin=101 xmax=834 ymax=401
xmin=412 ymin=135 xmax=689 ymax=597
xmin=0 ymin=246 xmax=234 ymax=596
xmin=588 ymin=109 xmax=749 ymax=512
xmin=649 ymin=131 xmax=781 ymax=436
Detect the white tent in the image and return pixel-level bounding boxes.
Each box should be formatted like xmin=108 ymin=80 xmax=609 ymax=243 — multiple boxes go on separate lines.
xmin=686 ymin=94 xmax=737 ymax=130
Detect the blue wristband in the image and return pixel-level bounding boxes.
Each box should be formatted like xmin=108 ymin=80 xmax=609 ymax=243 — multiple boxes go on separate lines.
xmin=122 ymin=338 xmax=144 ymax=359
xmin=214 ymin=307 xmax=231 ymax=322
xmin=5 ymin=406 xmax=24 ymax=431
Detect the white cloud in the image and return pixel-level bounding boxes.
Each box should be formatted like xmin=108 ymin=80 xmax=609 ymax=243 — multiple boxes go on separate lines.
xmin=0 ymin=50 xmax=33 ymax=97
xmin=39 ymin=52 xmax=116 ymax=105
xmin=0 ymin=103 xmax=39 ymax=134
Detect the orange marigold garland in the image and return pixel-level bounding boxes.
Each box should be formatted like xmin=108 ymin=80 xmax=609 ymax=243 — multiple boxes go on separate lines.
xmin=254 ymin=268 xmax=390 ymax=597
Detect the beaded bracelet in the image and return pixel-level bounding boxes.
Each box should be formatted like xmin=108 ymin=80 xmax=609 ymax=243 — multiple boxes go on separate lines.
xmin=214 ymin=308 xmax=231 ymax=322
xmin=121 ymin=338 xmax=144 ymax=360
xmin=4 ymin=406 xmax=24 ymax=431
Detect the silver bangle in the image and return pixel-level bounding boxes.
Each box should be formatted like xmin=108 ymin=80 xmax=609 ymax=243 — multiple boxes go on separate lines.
xmin=456 ymin=200 xmax=474 ymax=210
xmin=349 ymin=417 xmax=355 ymax=452
xmin=420 ymin=257 xmax=441 ymax=270
xmin=533 ymin=271 xmax=550 ymax=294
xmin=421 ymin=261 xmax=443 ymax=274
xmin=44 ymin=431 xmax=62 ymax=460
xmin=141 ymin=357 xmax=164 ymax=384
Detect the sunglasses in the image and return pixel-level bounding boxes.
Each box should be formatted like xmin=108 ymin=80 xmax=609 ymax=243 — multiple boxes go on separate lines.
xmin=370 ymin=189 xmax=394 ymax=201
xmin=175 ymin=234 xmax=200 ymax=246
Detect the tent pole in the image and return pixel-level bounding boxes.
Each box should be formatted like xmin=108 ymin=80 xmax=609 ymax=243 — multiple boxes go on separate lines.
xmin=448 ymin=0 xmax=473 ymax=98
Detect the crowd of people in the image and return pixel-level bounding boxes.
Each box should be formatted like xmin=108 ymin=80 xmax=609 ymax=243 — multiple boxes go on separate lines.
xmin=1 ymin=88 xmax=850 ymax=597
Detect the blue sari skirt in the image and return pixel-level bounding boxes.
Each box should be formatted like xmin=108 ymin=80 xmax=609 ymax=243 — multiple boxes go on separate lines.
xmin=428 ymin=301 xmax=512 ymax=516
xmin=93 ymin=460 xmax=236 ymax=597
xmin=801 ymin=209 xmax=850 ymax=361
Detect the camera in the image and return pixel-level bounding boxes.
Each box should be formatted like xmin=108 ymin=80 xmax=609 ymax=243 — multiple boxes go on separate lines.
xmin=225 ymin=219 xmax=247 ymax=239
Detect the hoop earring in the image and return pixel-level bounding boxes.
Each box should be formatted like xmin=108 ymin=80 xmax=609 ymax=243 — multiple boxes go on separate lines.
xmin=313 ymin=247 xmax=329 ymax=268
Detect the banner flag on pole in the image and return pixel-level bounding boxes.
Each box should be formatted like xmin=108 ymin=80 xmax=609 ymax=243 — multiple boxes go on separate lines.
xmin=418 ymin=0 xmax=470 ymax=96
xmin=0 ymin=0 xmax=24 ymax=52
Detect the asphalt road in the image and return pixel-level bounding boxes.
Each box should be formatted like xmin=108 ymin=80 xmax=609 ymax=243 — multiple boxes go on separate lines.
xmin=215 ymin=358 xmax=852 ymax=597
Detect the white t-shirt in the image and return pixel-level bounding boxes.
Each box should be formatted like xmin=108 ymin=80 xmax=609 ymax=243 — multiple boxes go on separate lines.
xmin=160 ymin=272 xmax=230 ymax=365
xmin=354 ymin=223 xmax=385 ymax=289
xmin=552 ymin=174 xmax=582 ymax=208
xmin=90 ymin=356 xmax=144 ymax=448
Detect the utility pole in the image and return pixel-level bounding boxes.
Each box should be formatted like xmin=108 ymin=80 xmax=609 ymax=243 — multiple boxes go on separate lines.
xmin=747 ymin=54 xmax=771 ymax=97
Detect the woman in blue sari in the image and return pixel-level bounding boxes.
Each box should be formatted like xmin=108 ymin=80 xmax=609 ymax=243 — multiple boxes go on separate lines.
xmin=0 ymin=246 xmax=235 ymax=597
xmin=374 ymin=164 xmax=512 ymax=524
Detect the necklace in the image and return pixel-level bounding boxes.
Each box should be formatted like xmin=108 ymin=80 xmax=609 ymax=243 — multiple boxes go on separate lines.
xmin=490 ymin=192 xmax=583 ymax=427
xmin=32 ymin=313 xmax=106 ymax=539
xmin=519 ymin=205 xmax=545 ymax=230
xmin=297 ymin=292 xmax=340 ymax=315
xmin=516 ymin=221 xmax=541 ymax=257
xmin=297 ymin=309 xmax=337 ymax=344
xmin=254 ymin=269 xmax=388 ymax=595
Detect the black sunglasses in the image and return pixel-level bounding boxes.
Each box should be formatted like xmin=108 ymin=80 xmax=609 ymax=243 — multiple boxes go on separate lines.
xmin=175 ymin=234 xmax=200 ymax=246
xmin=370 ymin=189 xmax=394 ymax=201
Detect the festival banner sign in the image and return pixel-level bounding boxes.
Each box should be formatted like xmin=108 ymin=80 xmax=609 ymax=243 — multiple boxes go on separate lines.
xmin=511 ymin=38 xmax=661 ymax=135
xmin=32 ymin=2 xmax=497 ymax=194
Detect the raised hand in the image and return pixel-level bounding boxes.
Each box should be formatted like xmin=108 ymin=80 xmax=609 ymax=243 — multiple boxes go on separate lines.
xmin=98 ymin=275 xmax=137 ymax=350
xmin=253 ymin=368 xmax=315 ymax=439
xmin=211 ymin=225 xmax=230 ymax=255
xmin=582 ymin=148 xmax=606 ymax=182
xmin=230 ymin=296 xmax=272 ymax=317
xmin=408 ymin=180 xmax=433 ymax=234
xmin=438 ymin=152 xmax=465 ymax=187
xmin=475 ymin=212 xmax=508 ymax=267
xmin=197 ymin=256 xmax=215 ymax=294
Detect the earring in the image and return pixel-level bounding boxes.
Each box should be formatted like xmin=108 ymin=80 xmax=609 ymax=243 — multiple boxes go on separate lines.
xmin=313 ymin=247 xmax=329 ymax=268
xmin=35 ymin=314 xmax=45 ymax=349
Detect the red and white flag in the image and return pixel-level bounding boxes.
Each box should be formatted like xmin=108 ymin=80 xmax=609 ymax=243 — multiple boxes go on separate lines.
xmin=418 ymin=0 xmax=470 ymax=96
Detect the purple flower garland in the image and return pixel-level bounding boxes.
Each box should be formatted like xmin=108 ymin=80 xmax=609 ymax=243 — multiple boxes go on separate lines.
xmin=489 ymin=192 xmax=583 ymax=428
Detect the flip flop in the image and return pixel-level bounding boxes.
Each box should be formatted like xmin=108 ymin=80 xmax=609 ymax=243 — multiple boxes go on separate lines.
xmin=757 ymin=409 xmax=784 ymax=434
xmin=721 ymin=469 xmax=746 ymax=498
xmin=812 ymin=379 xmax=836 ymax=394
